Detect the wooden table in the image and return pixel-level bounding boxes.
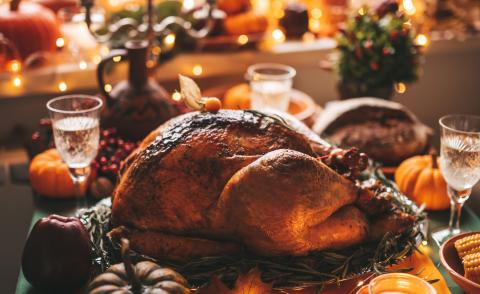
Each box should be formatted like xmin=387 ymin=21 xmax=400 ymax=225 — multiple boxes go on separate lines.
xmin=10 ymin=162 xmax=480 ymax=294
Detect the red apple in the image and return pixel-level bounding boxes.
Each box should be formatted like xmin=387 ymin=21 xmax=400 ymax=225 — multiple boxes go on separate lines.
xmin=21 ymin=214 xmax=92 ymax=291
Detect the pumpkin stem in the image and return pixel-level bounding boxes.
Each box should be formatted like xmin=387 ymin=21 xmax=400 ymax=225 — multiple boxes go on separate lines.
xmin=431 ymin=151 xmax=438 ymax=169
xmin=10 ymin=0 xmax=21 ymax=11
xmin=120 ymin=238 xmax=142 ymax=294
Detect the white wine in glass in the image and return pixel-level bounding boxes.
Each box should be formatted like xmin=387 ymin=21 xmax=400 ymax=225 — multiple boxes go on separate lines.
xmin=47 ymin=95 xmax=103 ymax=206
xmin=433 ymin=114 xmax=480 ymax=244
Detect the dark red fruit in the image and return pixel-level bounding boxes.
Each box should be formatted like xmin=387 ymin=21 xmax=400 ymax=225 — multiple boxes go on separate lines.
xmin=22 ymin=215 xmax=92 ymax=292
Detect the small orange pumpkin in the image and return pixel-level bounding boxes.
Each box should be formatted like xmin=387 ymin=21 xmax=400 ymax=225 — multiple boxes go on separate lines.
xmin=395 ymin=153 xmax=450 ymax=210
xmin=29 ymin=149 xmax=93 ymax=198
xmin=223 ymin=83 xmax=251 ymax=110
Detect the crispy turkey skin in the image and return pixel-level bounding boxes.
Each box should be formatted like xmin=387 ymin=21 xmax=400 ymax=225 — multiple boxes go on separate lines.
xmin=111 ymin=110 xmax=413 ymax=261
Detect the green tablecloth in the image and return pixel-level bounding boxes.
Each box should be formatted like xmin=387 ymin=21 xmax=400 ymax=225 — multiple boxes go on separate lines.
xmin=15 ymin=197 xmax=480 ymax=294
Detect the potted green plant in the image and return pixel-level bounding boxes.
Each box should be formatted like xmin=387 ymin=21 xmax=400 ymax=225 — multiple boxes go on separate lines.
xmin=335 ymin=1 xmax=421 ymax=99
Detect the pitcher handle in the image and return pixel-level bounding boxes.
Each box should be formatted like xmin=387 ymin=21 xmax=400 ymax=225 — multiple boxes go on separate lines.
xmin=96 ymin=48 xmax=128 ymax=107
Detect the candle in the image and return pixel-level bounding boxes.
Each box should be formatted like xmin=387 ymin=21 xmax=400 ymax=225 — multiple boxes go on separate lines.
xmin=356 ymin=273 xmax=437 ymax=294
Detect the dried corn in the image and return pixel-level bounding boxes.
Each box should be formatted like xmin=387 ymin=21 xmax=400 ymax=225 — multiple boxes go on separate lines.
xmin=464 ymin=252 xmax=480 ymax=283
xmin=455 ymin=234 xmax=480 ymax=259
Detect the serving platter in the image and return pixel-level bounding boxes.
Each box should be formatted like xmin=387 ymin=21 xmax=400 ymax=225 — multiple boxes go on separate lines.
xmin=77 ymin=165 xmax=427 ymax=292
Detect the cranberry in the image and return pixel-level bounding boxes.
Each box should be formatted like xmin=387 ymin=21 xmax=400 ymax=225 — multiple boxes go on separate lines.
xmin=109 ymin=164 xmax=119 ymax=173
xmin=31 ymin=132 xmax=41 ymax=141
xmin=39 ymin=118 xmax=52 ymax=128
xmin=101 ymin=130 xmax=110 ymax=138
xmin=101 ymin=165 xmax=110 ymax=174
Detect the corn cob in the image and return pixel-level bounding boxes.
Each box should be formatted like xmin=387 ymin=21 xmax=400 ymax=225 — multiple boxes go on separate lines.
xmin=464 ymin=252 xmax=480 ymax=284
xmin=454 ymin=234 xmax=480 ymax=259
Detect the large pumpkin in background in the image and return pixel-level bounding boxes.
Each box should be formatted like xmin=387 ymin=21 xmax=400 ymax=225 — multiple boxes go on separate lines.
xmin=0 ymin=0 xmax=60 ymax=60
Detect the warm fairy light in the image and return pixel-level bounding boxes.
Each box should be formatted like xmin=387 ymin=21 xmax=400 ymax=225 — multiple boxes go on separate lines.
xmin=309 ymin=18 xmax=321 ymax=33
xmin=104 ymin=83 xmax=112 ymax=93
xmin=93 ymin=55 xmax=102 ymax=64
xmin=311 ymin=8 xmax=322 ymax=19
xmin=303 ymin=32 xmax=315 ymax=42
xmin=152 ymin=46 xmax=162 ymax=55
xmin=395 ymin=82 xmax=407 ymax=94
xmin=237 ymin=34 xmax=249 ymax=45
xmin=8 ymin=60 xmax=21 ymax=73
xmin=183 ymin=0 xmax=194 ymax=10
xmin=164 ymin=34 xmax=176 ymax=47
xmin=56 ymin=37 xmax=65 ymax=48
xmin=79 ymin=61 xmax=88 ymax=70
xmin=58 ymin=81 xmax=68 ymax=92
xmin=272 ymin=29 xmax=286 ymax=43
xmin=100 ymin=45 xmax=110 ymax=56
xmin=357 ymin=280 xmax=365 ymax=287
xmin=403 ymin=0 xmax=416 ymax=16
xmin=415 ymin=34 xmax=429 ymax=46
xmin=113 ymin=55 xmax=122 ymax=62
xmin=146 ymin=59 xmax=156 ymax=68
xmin=422 ymin=240 xmax=428 ymax=246
xmin=274 ymin=9 xmax=284 ymax=19
xmin=172 ymin=91 xmax=182 ymax=101
xmin=192 ymin=64 xmax=203 ymax=76
xmin=13 ymin=76 xmax=22 ymax=88
xmin=358 ymin=7 xmax=366 ymax=16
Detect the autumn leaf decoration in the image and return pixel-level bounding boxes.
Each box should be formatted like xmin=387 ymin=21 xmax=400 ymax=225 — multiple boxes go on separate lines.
xmin=197 ymin=267 xmax=273 ymax=294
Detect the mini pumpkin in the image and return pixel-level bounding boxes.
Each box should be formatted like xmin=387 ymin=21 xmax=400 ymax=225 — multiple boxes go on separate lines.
xmin=395 ymin=153 xmax=450 ymax=210
xmin=88 ymin=239 xmax=190 ymax=294
xmin=29 ymin=149 xmax=92 ymax=198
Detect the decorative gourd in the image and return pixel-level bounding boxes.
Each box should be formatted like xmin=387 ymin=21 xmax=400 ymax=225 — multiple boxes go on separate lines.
xmin=223 ymin=83 xmax=251 ymax=110
xmin=0 ymin=0 xmax=60 ymax=60
xmin=395 ymin=153 xmax=450 ymax=210
xmin=88 ymin=239 xmax=190 ymax=294
xmin=29 ymin=149 xmax=92 ymax=198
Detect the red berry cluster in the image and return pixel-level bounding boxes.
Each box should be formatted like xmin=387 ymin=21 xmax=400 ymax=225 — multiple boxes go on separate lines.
xmin=91 ymin=128 xmax=138 ymax=182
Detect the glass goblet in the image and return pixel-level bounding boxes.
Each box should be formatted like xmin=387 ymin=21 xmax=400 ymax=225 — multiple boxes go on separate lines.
xmin=47 ymin=95 xmax=103 ymax=205
xmin=432 ymin=114 xmax=480 ymax=244
xmin=246 ymin=63 xmax=296 ymax=112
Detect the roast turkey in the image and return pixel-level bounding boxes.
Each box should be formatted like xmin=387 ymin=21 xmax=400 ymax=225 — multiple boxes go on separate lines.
xmin=110 ymin=110 xmax=414 ymax=261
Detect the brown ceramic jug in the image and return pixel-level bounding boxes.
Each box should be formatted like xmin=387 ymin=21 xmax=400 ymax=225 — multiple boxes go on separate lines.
xmin=97 ymin=40 xmax=179 ymax=141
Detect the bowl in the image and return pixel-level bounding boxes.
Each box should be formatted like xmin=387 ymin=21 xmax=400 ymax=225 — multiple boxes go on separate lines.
xmin=439 ymin=231 xmax=480 ymax=294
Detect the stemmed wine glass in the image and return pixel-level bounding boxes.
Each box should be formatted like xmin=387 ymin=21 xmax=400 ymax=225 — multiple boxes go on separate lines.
xmin=47 ymin=95 xmax=103 ymax=206
xmin=432 ymin=114 xmax=480 ymax=244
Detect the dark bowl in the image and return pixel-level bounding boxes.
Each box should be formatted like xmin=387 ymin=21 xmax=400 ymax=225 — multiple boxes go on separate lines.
xmin=440 ymin=232 xmax=480 ymax=294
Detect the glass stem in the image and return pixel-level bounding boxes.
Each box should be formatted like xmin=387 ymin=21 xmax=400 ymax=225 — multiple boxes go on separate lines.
xmin=448 ymin=201 xmax=464 ymax=233
xmin=69 ymin=166 xmax=90 ymax=208
xmin=447 ymin=186 xmax=471 ymax=234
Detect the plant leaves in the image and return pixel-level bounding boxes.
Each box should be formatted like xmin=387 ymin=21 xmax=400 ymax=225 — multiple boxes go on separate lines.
xmin=233 ymin=267 xmax=273 ymax=294
xmin=196 ymin=276 xmax=231 ymax=294
xmin=197 ymin=267 xmax=273 ymax=294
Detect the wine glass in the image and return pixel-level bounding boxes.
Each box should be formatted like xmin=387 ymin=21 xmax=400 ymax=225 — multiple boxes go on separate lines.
xmin=432 ymin=114 xmax=480 ymax=244
xmin=47 ymin=95 xmax=103 ymax=206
